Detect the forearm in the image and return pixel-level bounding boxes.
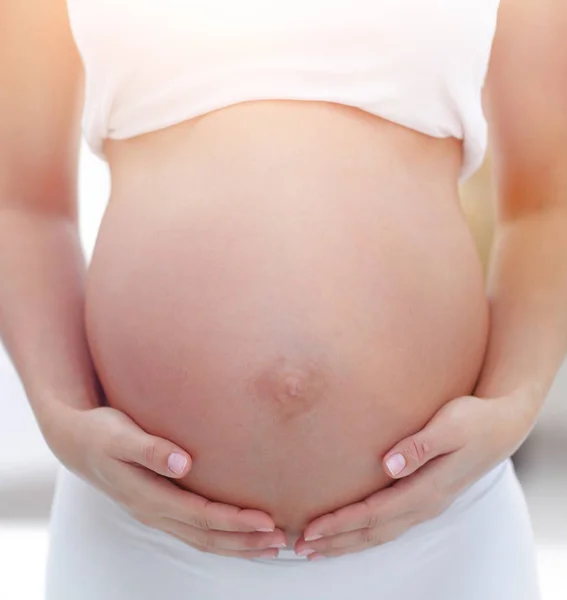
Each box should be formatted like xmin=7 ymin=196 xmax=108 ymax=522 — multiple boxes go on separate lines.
xmin=0 ymin=207 xmax=100 ymax=428
xmin=474 ymin=206 xmax=567 ymax=419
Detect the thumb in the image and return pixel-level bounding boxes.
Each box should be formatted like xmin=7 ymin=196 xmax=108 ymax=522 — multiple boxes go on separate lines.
xmin=108 ymin=414 xmax=192 ymax=478
xmin=141 ymin=436 xmax=192 ymax=478
xmin=382 ymin=407 xmax=462 ymax=479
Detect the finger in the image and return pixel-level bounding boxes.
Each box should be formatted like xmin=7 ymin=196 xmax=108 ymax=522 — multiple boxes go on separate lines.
xmin=307 ymin=548 xmax=364 ymax=560
xmin=302 ymin=485 xmax=409 ymax=541
xmin=119 ymin=466 xmax=277 ymax=533
xmin=303 ymin=466 xmax=460 ymax=560
xmin=168 ymin=531 xmax=281 ymax=560
xmin=303 ymin=456 xmax=455 ymax=541
xmin=107 ymin=417 xmax=192 ymax=478
xmin=162 ymin=519 xmax=287 ymax=553
xmin=296 ymin=520 xmax=407 ymax=558
xmin=382 ymin=404 xmax=465 ymax=478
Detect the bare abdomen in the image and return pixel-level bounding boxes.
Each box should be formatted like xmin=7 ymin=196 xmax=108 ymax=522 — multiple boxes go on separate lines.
xmin=85 ymin=102 xmax=489 ymax=535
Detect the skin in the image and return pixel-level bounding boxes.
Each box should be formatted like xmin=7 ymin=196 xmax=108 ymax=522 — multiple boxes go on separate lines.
xmin=0 ymin=0 xmax=566 ymax=564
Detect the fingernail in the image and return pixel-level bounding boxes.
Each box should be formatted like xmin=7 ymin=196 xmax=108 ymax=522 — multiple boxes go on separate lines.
xmin=168 ymin=453 xmax=188 ymax=475
xmin=304 ymin=533 xmax=323 ymax=542
xmin=310 ymin=553 xmax=326 ymax=561
xmin=256 ymin=527 xmax=275 ymax=533
xmin=386 ymin=453 xmax=406 ymax=476
xmin=297 ymin=548 xmax=315 ymax=556
xmin=269 ymin=542 xmax=287 ymax=549
xmin=260 ymin=550 xmax=278 ymax=559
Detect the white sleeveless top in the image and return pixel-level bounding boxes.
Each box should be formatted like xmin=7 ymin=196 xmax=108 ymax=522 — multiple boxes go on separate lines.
xmin=66 ymin=0 xmax=501 ymax=181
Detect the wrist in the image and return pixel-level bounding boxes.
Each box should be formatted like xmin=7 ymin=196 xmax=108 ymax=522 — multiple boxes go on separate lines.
xmin=513 ymin=382 xmax=546 ymax=435
xmin=475 ymin=372 xmax=547 ymax=412
xmin=33 ymin=388 xmax=100 ymax=455
xmin=484 ymin=385 xmax=544 ymax=455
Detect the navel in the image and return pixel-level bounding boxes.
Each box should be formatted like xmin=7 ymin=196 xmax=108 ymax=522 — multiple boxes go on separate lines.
xmin=247 ymin=355 xmax=329 ymax=417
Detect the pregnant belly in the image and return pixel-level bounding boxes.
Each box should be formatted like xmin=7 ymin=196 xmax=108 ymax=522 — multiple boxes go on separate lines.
xmin=85 ymin=102 xmax=489 ymax=535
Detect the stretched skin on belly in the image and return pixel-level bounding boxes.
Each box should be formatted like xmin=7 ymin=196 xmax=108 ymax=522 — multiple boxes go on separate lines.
xmin=85 ymin=103 xmax=489 ymax=535
xmin=86 ymin=211 xmax=487 ymax=535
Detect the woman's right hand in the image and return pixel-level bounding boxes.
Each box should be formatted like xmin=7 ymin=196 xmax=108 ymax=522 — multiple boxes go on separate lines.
xmin=43 ymin=404 xmax=287 ymax=558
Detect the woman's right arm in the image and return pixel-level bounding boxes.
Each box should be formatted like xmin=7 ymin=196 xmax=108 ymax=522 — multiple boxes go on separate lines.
xmin=0 ymin=0 xmax=283 ymax=557
xmin=0 ymin=1 xmax=93 ymax=420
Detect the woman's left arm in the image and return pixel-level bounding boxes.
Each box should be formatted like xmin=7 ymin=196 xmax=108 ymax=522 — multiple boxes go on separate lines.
xmin=297 ymin=0 xmax=567 ymax=558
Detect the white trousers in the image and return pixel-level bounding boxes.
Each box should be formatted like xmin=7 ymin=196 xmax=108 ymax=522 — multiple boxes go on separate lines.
xmin=46 ymin=459 xmax=540 ymax=600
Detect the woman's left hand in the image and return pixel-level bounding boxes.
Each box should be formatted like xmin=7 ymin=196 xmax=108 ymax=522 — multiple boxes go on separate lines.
xmin=296 ymin=390 xmax=538 ymax=559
